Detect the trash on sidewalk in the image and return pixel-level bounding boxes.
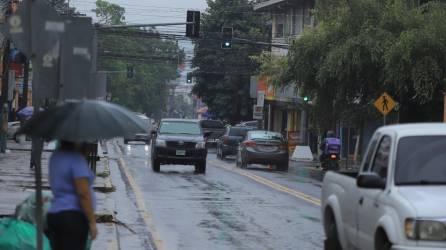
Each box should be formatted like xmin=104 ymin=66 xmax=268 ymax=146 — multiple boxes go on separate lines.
xmin=0 ymin=218 xmax=51 ymax=250
xmin=15 ymin=192 xmax=53 ymax=230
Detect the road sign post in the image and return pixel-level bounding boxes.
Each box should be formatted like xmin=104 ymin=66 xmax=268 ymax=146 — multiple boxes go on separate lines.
xmin=253 ymin=105 xmax=263 ymax=120
xmin=374 ymin=92 xmax=396 ymax=125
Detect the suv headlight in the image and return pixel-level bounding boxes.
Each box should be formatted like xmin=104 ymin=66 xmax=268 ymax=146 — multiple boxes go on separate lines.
xmin=196 ymin=141 xmax=206 ymax=149
xmin=155 ymin=139 xmax=166 ymax=147
xmin=405 ymin=219 xmax=446 ymax=241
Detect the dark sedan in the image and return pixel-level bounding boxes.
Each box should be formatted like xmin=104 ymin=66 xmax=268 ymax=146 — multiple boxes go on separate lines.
xmin=236 ymin=130 xmax=289 ymax=171
xmin=151 ymin=119 xmax=208 ymax=173
xmin=216 ymin=126 xmax=253 ymax=159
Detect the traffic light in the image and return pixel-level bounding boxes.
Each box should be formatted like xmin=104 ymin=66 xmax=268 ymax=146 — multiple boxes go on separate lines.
xmin=187 ymin=73 xmax=193 ymax=84
xmin=186 ymin=11 xmax=200 ymax=38
xmin=303 ymin=96 xmax=310 ymax=103
xmin=221 ymin=27 xmax=233 ymax=49
xmin=127 ymin=66 xmax=134 ymax=79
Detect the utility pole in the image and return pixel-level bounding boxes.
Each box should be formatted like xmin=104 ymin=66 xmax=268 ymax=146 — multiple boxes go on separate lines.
xmin=21 ymin=59 xmax=29 ymax=108
xmin=0 ymin=39 xmax=10 ymax=153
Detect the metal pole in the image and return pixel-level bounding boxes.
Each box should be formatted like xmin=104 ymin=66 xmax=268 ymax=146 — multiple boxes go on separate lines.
xmin=0 ymin=40 xmax=10 ymax=153
xmin=21 ymin=60 xmax=29 ymax=108
xmin=26 ymin=1 xmax=44 ymax=249
xmin=383 ymin=115 xmax=386 ymax=125
xmin=346 ymin=127 xmax=351 ymax=169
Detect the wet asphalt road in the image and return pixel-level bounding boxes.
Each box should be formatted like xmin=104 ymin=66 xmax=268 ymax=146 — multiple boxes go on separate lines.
xmin=117 ymin=143 xmax=324 ymax=250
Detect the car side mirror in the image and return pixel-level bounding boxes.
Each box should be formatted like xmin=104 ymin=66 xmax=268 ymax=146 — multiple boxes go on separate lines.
xmin=357 ymin=173 xmax=386 ymax=189
xmin=204 ymin=131 xmax=212 ymax=138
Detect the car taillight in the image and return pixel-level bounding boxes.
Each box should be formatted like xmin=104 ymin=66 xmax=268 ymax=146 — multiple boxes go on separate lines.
xmin=244 ymin=140 xmax=256 ymax=147
xmin=330 ymin=154 xmax=337 ymax=159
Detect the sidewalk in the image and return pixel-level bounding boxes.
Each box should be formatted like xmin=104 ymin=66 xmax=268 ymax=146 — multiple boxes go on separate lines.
xmin=0 ymin=140 xmax=118 ymax=249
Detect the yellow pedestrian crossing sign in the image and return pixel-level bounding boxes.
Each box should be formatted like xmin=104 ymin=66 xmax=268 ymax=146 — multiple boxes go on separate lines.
xmin=374 ymin=92 xmax=396 ymax=116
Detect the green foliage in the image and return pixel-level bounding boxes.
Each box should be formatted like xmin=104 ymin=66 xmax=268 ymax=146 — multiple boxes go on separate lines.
xmin=192 ymin=0 xmax=270 ymax=122
xmin=287 ymin=0 xmax=446 ymax=130
xmin=92 ymin=0 xmax=125 ymax=25
xmin=94 ymin=1 xmax=182 ymax=119
xmin=252 ymin=52 xmax=289 ymax=87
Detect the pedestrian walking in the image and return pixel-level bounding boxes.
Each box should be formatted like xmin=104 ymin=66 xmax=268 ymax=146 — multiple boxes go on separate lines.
xmin=46 ymin=140 xmax=97 ymax=250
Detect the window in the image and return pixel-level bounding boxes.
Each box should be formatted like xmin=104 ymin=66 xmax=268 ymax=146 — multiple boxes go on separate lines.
xmin=275 ymin=23 xmax=284 ymax=38
xmin=362 ymin=139 xmax=377 ymax=172
xmin=159 ymin=121 xmax=202 ymax=135
xmin=371 ymin=136 xmax=391 ymax=179
xmin=248 ymin=131 xmax=283 ymax=141
xmin=229 ymin=127 xmax=249 ymax=137
xmin=395 ymin=136 xmax=446 ymax=185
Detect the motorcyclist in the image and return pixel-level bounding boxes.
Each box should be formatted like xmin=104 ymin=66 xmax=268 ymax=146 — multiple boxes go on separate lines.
xmin=319 ymin=131 xmax=341 ymax=166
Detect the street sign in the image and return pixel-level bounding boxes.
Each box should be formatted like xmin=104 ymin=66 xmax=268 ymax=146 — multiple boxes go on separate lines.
xmin=60 ymin=16 xmax=94 ymax=100
xmin=374 ymin=92 xmax=396 ymax=116
xmin=253 ymin=105 xmax=263 ymax=120
xmin=257 ymin=90 xmax=265 ymax=107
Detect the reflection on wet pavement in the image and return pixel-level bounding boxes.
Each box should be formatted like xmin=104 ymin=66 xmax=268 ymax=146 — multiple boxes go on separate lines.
xmin=118 ymin=144 xmax=324 ymax=250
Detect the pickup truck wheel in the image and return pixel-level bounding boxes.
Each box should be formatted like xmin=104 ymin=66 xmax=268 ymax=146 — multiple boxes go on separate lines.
xmin=375 ymin=229 xmax=392 ymax=250
xmin=325 ymin=211 xmax=342 ymax=250
xmin=152 ymin=159 xmax=160 ymax=172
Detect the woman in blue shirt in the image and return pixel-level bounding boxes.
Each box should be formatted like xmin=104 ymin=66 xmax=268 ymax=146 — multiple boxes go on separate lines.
xmin=47 ymin=141 xmax=97 ymax=250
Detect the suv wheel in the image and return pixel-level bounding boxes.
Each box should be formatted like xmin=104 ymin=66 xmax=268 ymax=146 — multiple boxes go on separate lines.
xmin=195 ymin=161 xmax=206 ymax=174
xmin=152 ymin=159 xmax=160 ymax=172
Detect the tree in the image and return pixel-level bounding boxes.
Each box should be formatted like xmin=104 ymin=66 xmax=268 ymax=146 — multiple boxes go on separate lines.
xmin=94 ymin=1 xmax=182 ymax=119
xmin=284 ymin=0 xmax=446 ymax=130
xmin=192 ymin=0 xmax=270 ymax=123
xmin=92 ymin=0 xmax=125 ymax=25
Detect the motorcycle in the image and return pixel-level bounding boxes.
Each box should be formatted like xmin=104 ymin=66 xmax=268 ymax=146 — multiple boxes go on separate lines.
xmin=321 ymin=153 xmax=340 ymax=171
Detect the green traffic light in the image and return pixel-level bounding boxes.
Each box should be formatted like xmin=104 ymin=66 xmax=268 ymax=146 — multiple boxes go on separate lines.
xmin=303 ymin=96 xmax=309 ymax=102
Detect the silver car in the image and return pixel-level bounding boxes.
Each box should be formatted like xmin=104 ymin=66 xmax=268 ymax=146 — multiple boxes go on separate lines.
xmin=236 ymin=130 xmax=289 ymax=171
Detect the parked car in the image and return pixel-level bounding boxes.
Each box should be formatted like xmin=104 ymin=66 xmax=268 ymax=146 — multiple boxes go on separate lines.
xmin=236 ymin=130 xmax=289 ymax=171
xmin=216 ymin=126 xmax=253 ymax=159
xmin=124 ymin=114 xmax=152 ymax=144
xmin=199 ymin=120 xmax=226 ymax=146
xmin=151 ymin=119 xmax=209 ymax=173
xmin=236 ymin=120 xmax=260 ymax=129
xmin=322 ymin=124 xmax=446 ymax=250
xmin=7 ymin=122 xmax=21 ymax=141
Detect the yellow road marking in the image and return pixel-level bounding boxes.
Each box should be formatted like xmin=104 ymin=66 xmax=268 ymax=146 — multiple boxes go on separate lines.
xmin=114 ymin=144 xmax=165 ymax=250
xmin=209 ymin=159 xmax=321 ymax=207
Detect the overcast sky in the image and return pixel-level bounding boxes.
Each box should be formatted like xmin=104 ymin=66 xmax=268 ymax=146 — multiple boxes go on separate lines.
xmin=72 ymin=0 xmax=208 ymax=24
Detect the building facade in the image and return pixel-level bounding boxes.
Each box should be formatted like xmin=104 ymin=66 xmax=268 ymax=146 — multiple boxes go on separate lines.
xmin=254 ymin=0 xmax=315 ymax=148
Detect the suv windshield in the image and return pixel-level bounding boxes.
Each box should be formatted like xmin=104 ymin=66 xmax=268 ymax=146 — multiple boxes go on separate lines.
xmin=395 ymin=136 xmax=446 ymax=185
xmin=159 ymin=121 xmax=202 ymax=135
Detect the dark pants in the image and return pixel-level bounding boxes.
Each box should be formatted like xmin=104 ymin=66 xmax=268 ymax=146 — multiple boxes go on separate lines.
xmin=47 ymin=211 xmax=89 ymax=250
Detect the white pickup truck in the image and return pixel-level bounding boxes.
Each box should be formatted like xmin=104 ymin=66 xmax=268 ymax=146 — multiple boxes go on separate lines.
xmin=322 ymin=124 xmax=446 ymax=250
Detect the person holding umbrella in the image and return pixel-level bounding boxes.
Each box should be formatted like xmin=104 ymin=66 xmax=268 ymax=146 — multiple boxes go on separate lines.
xmin=46 ymin=140 xmax=97 ymax=250
xmin=18 ymin=100 xmax=147 ymax=250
